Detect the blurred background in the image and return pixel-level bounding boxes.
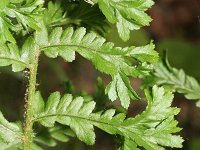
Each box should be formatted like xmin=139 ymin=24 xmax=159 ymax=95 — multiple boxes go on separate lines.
xmin=0 ymin=0 xmax=200 ymax=149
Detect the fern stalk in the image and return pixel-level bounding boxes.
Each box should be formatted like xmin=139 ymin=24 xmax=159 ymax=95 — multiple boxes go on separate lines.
xmin=23 ymin=48 xmax=40 ymax=150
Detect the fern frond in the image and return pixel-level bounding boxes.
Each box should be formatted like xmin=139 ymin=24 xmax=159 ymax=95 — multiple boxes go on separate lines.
xmin=143 ymin=56 xmax=200 ymax=107
xmin=0 ymin=37 xmax=38 ymax=72
xmin=35 ymin=26 xmax=158 ymax=108
xmin=0 ymin=112 xmax=22 ymax=150
xmin=85 ymin=0 xmax=154 ymax=41
xmin=0 ymin=0 xmax=44 ymax=43
xmin=122 ymin=86 xmax=183 ymax=149
xmin=32 ymin=86 xmax=183 ymax=149
xmin=0 ymin=43 xmax=27 ymax=72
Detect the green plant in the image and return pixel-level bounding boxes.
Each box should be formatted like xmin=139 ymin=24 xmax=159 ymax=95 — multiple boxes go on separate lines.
xmin=0 ymin=0 xmax=190 ymax=149
xmin=143 ymin=52 xmax=200 ymax=107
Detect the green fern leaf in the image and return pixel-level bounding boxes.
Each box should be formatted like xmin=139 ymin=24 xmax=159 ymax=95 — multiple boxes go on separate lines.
xmin=30 ymin=143 xmax=43 ymax=150
xmin=0 ymin=37 xmax=37 ymax=72
xmin=0 ymin=112 xmax=22 ymax=150
xmin=121 ymin=86 xmax=183 ymax=149
xmin=32 ymin=86 xmax=183 ymax=149
xmin=0 ymin=0 xmax=44 ymax=43
xmin=143 ymin=56 xmax=200 ymax=107
xmin=89 ymin=0 xmax=154 ymax=41
xmin=0 ymin=43 xmax=26 ymax=72
xmin=105 ymin=72 xmax=139 ymax=108
xmin=44 ymin=0 xmax=64 ymax=27
xmin=119 ymin=138 xmax=138 ymax=150
xmin=35 ymin=26 xmax=158 ymax=108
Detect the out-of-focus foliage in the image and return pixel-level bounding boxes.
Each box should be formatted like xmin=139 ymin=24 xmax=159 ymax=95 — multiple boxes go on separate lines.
xmin=34 ymin=124 xmax=75 ymax=148
xmin=157 ymin=39 xmax=200 ymax=78
xmin=44 ymin=0 xmax=110 ymax=36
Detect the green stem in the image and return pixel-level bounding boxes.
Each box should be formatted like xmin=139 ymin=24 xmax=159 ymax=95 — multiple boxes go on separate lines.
xmin=23 ymin=49 xmax=40 ymax=150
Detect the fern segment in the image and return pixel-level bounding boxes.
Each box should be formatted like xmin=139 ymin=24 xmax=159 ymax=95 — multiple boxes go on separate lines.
xmin=143 ymin=57 xmax=200 ymax=107
xmin=88 ymin=0 xmax=154 ymax=41
xmin=36 ymin=27 xmax=158 ymax=108
xmin=33 ymin=86 xmax=183 ymax=149
xmin=0 ymin=0 xmax=44 ymax=43
xmin=0 ymin=112 xmax=22 ymax=150
xmin=0 ymin=37 xmax=38 ymax=72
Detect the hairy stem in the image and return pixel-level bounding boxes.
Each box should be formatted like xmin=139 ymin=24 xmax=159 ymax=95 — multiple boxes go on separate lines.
xmin=23 ymin=49 xmax=40 ymax=150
